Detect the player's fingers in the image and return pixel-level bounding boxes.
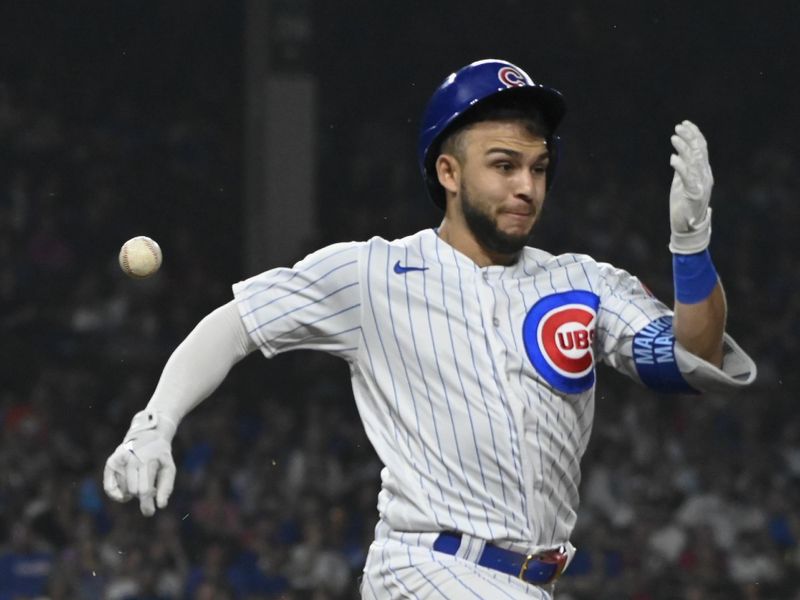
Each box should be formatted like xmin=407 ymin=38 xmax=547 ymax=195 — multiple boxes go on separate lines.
xmin=670 ymin=154 xmax=689 ymax=181
xmin=138 ymin=463 xmax=156 ymax=517
xmin=139 ymin=492 xmax=156 ymax=517
xmin=103 ymin=460 xmax=128 ymax=502
xmin=138 ymin=460 xmax=158 ymax=517
xmin=155 ymin=459 xmax=176 ymax=509
xmin=142 ymin=458 xmax=156 ymax=494
xmin=676 ymin=122 xmax=708 ymax=162
xmin=681 ymin=120 xmax=707 ymax=148
xmin=115 ymin=471 xmax=133 ymax=502
xmin=125 ymin=457 xmax=142 ymax=496
xmin=670 ymin=154 xmax=702 ymax=197
xmin=670 ymin=134 xmax=691 ymax=159
xmin=676 ymin=123 xmax=712 ymax=193
xmin=104 ymin=470 xmax=130 ymax=502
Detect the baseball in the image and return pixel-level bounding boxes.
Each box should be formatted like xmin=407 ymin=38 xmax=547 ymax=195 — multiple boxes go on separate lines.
xmin=119 ymin=236 xmax=162 ymax=278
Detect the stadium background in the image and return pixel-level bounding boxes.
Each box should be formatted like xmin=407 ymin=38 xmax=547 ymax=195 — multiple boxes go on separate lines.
xmin=1 ymin=2 xmax=798 ymax=598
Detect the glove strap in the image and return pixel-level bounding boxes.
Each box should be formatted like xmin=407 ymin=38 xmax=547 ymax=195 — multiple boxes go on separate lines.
xmin=669 ymin=209 xmax=712 ymax=254
xmin=125 ymin=410 xmax=177 ymax=442
xmin=673 ymin=249 xmax=718 ymax=304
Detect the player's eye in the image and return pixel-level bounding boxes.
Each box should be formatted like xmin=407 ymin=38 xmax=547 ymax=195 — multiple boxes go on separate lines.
xmin=494 ymin=162 xmax=514 ymax=172
xmin=532 ymin=164 xmax=548 ymax=175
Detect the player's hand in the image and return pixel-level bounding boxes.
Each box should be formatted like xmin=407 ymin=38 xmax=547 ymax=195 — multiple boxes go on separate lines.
xmin=668 ymin=120 xmax=714 ymax=254
xmin=103 ymin=410 xmax=177 ymax=517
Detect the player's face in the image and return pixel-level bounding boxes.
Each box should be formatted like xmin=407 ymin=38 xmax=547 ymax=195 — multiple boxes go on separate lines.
xmin=455 ymin=121 xmax=549 ymax=256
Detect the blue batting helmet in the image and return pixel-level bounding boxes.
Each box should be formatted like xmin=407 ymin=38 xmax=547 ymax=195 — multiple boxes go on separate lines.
xmin=418 ymin=59 xmax=566 ymax=209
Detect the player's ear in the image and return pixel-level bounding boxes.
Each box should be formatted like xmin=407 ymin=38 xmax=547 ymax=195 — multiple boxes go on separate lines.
xmin=436 ymin=154 xmax=460 ymax=195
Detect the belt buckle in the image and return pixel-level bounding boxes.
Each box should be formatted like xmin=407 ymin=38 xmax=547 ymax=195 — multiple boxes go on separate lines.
xmin=519 ymin=547 xmax=568 ymax=584
xmin=518 ymin=554 xmax=537 ymax=581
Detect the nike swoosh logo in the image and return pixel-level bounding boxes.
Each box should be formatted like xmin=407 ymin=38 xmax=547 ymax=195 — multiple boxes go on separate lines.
xmin=393 ymin=260 xmax=429 ymax=274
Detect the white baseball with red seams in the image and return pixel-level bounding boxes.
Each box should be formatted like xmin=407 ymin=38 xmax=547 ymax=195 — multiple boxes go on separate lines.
xmin=119 ymin=236 xmax=162 ymax=278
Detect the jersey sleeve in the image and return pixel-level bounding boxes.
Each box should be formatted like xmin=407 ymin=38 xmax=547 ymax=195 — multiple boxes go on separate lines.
xmin=232 ymin=241 xmax=363 ymax=360
xmin=593 ymin=262 xmax=756 ymax=393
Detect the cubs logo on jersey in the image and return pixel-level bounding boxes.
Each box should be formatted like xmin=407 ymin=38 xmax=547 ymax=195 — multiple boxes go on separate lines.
xmin=522 ymin=290 xmax=600 ymax=393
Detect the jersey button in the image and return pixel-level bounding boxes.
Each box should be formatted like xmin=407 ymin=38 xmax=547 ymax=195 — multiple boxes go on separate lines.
xmin=492 ymin=317 xmax=500 ymax=327
xmin=482 ymin=271 xmax=489 ymax=281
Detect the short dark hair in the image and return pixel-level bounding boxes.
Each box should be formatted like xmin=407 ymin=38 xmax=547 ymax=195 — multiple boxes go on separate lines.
xmin=435 ymin=94 xmax=551 ymax=164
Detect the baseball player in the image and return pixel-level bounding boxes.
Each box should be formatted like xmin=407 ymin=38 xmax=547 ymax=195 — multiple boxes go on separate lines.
xmin=103 ymin=59 xmax=756 ymax=598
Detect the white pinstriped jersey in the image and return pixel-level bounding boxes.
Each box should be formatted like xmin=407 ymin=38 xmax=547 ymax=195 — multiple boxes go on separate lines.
xmin=232 ymin=228 xmax=695 ymax=553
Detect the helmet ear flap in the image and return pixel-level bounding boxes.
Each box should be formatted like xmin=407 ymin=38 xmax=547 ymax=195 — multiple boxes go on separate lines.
xmin=545 ymin=134 xmax=561 ymax=192
xmin=423 ymin=140 xmax=449 ymax=210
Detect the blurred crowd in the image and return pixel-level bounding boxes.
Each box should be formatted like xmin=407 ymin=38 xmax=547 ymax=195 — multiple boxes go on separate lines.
xmin=2 ymin=3 xmax=800 ymax=600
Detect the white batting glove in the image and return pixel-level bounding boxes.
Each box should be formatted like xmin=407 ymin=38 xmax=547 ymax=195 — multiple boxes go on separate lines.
xmin=103 ymin=410 xmax=177 ymax=517
xmin=668 ymin=120 xmax=714 ymax=254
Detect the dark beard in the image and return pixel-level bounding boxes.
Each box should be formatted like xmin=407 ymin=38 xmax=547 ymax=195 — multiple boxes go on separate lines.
xmin=461 ymin=183 xmax=532 ymax=256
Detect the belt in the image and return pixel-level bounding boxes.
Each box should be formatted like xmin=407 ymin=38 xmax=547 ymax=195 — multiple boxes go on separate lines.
xmin=433 ymin=532 xmax=568 ymax=586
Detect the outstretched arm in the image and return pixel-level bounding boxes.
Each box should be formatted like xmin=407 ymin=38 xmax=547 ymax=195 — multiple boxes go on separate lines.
xmin=146 ymin=299 xmax=255 ymax=422
xmin=674 ymin=284 xmax=725 ymax=367
xmin=667 ymin=120 xmax=724 ymax=367
xmin=103 ymin=300 xmax=256 ymax=515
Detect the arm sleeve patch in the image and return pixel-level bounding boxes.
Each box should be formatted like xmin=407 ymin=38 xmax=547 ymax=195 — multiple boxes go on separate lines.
xmin=633 ymin=316 xmax=698 ymax=394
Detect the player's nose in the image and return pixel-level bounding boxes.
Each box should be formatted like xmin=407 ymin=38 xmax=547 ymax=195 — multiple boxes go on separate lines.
xmin=513 ymin=170 xmax=537 ymax=202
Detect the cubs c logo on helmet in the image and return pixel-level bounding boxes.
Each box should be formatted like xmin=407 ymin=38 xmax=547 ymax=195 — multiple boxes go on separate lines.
xmin=522 ymin=290 xmax=600 ymax=393
xmin=498 ymin=66 xmax=528 ymax=88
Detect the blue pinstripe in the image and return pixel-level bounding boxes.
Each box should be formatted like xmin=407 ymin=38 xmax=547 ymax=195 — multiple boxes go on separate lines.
xmin=547 ymin=408 xmax=569 ymax=544
xmin=418 ymin=555 xmax=492 ymax=600
xmin=457 ymin=254 xmax=510 ymax=522
xmin=548 ymin=269 xmax=557 ymax=294
xmin=273 ymin=325 xmax=360 ymax=349
xmin=517 ymin=255 xmax=550 ymax=513
xmin=597 ymin=271 xmax=652 ymax=320
xmin=485 ymin=281 xmax=528 ymax=521
xmin=409 ymin=547 xmax=452 ymax=599
xmin=599 ymin=301 xmax=635 ymax=327
xmin=364 ymin=243 xmax=413 ymax=460
xmin=269 ymin=304 xmax=360 ymax=346
xmin=382 ymin=539 xmax=422 ymax=600
xmin=577 ymin=260 xmax=594 ymax=293
xmin=385 ymin=245 xmax=448 ymax=529
xmin=243 ymin=258 xmax=357 ymax=316
xmin=419 ymin=237 xmax=465 ymax=498
xmin=425 ymin=552 xmax=532 ymax=600
xmin=400 ymin=246 xmax=454 ymax=523
xmin=247 ymin=281 xmax=358 ymax=333
xmin=436 ymin=237 xmax=495 ymax=538
xmin=238 ymin=244 xmax=356 ymax=302
xmin=468 ymin=279 xmax=512 ymax=526
xmin=518 ymin=260 xmax=546 ymax=516
xmin=364 ymin=570 xmax=380 ymax=600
